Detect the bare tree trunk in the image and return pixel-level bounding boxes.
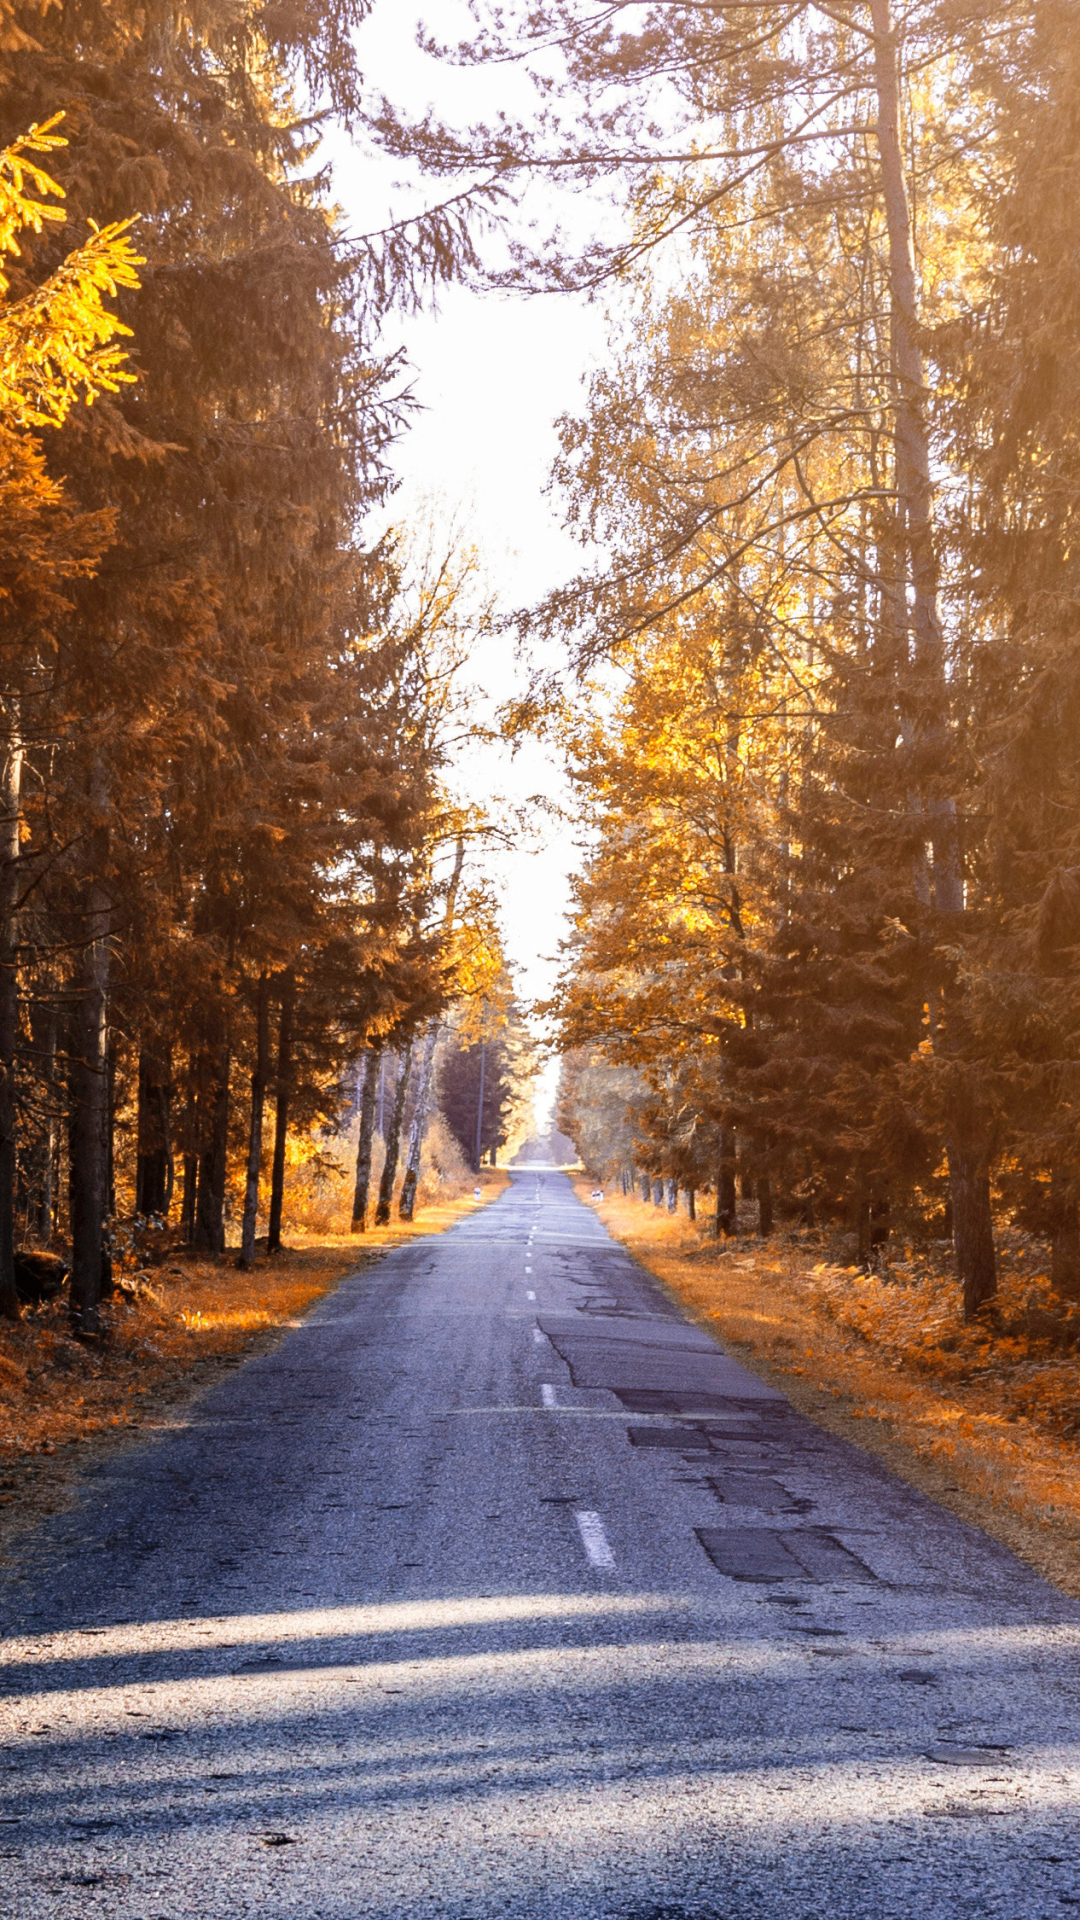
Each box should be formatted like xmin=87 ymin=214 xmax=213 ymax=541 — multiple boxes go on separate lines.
xmin=399 ymin=836 xmax=465 ymax=1221
xmin=238 ymin=972 xmax=271 ymax=1269
xmin=399 ymin=1021 xmax=441 ymax=1222
xmin=665 ymin=1177 xmax=677 ymax=1213
xmin=350 ymin=1047 xmax=381 ymax=1232
xmin=181 ymin=1153 xmax=197 ymax=1243
xmin=870 ymin=0 xmax=997 ymax=1303
xmin=194 ymin=1028 xmax=230 ymax=1256
xmin=639 ymin=1172 xmax=650 ymax=1202
xmin=177 ymin=1051 xmax=197 ymax=1242
xmin=686 ymin=1187 xmax=696 ymax=1221
xmin=0 ymin=723 xmax=22 ymax=1318
xmin=267 ymin=966 xmax=295 ymax=1255
xmin=69 ymin=763 xmax=112 ymax=1338
xmin=870 ymin=0 xmax=961 ymax=907
xmin=136 ymin=1047 xmax=172 ymax=1217
xmin=715 ymin=1131 xmax=737 ymax=1238
xmin=473 ymin=1040 xmax=487 ymax=1174
xmin=855 ymin=1189 xmax=893 ymax=1270
xmin=856 ymin=1191 xmax=872 ymax=1269
xmin=102 ymin=1036 xmax=116 ymax=1297
xmin=948 ymin=1120 xmax=997 ymax=1317
xmin=37 ymin=1003 xmax=57 ymax=1243
xmin=757 ymin=1171 xmax=774 ymax=1238
xmin=375 ymin=1042 xmax=413 ymax=1226
xmin=1049 ymin=1166 xmax=1080 ymax=1300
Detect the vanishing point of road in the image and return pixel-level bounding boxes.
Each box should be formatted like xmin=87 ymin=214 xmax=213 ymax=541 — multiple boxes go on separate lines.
xmin=0 ymin=1170 xmax=1078 ymax=1918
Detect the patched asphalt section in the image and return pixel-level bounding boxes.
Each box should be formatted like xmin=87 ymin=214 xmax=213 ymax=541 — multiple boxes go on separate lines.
xmin=0 ymin=1168 xmax=1078 ymax=1919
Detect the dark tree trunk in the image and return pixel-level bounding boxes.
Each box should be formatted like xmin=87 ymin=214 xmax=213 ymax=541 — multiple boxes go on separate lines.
xmin=621 ymin=1168 xmax=630 ymax=1196
xmin=870 ymin=0 xmax=963 ymax=914
xmin=856 ymin=1192 xmax=891 ymax=1268
xmin=473 ymin=1039 xmax=487 ymax=1174
xmin=757 ymin=1172 xmax=774 ymax=1238
xmin=238 ymin=972 xmax=271 ymax=1269
xmin=666 ymin=1178 xmax=677 ymax=1213
xmin=375 ymin=1042 xmax=413 ymax=1227
xmin=181 ymin=1153 xmax=197 ymax=1244
xmin=36 ymin=1003 xmax=57 ymax=1243
xmin=102 ymin=1037 xmax=116 ymax=1297
xmin=136 ymin=1047 xmax=172 ymax=1218
xmin=194 ymin=1035 xmax=230 ymax=1255
xmin=715 ymin=1131 xmax=737 ymax=1238
xmin=856 ymin=1192 xmax=872 ymax=1269
xmin=1050 ymin=1166 xmax=1080 ymax=1301
xmin=350 ymin=1047 xmax=381 ymax=1232
xmin=178 ymin=1054 xmax=197 ymax=1243
xmin=652 ymin=1179 xmax=663 ymax=1207
xmin=69 ymin=838 xmax=112 ymax=1337
xmin=871 ymin=1197 xmax=891 ymax=1259
xmin=0 ymin=725 xmax=22 ymax=1318
xmin=686 ymin=1187 xmax=696 ymax=1221
xmin=639 ymin=1173 xmax=650 ymax=1202
xmin=267 ymin=967 xmax=295 ymax=1255
xmin=947 ymin=1121 xmax=997 ymax=1318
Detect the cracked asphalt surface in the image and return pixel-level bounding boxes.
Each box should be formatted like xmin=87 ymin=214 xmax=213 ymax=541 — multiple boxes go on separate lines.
xmin=1 ymin=1168 xmax=1079 ymax=1918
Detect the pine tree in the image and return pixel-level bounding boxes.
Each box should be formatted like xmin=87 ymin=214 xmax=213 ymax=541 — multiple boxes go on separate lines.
xmin=0 ymin=115 xmax=140 ymax=1320
xmin=389 ymin=0 xmax=1005 ymax=1308
xmin=0 ymin=3 xmax=489 ymax=1318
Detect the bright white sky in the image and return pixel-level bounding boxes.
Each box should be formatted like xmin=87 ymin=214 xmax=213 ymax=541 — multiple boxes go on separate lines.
xmin=328 ymin=2 xmax=614 ymax=1129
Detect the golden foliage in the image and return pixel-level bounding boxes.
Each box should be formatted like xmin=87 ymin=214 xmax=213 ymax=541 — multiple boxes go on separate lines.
xmin=0 ymin=116 xmax=142 ymax=430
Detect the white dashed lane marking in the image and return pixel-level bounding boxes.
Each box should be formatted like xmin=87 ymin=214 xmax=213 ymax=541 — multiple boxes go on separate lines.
xmin=541 ymin=1384 xmax=558 ymax=1408
xmin=575 ymin=1510 xmax=616 ymax=1569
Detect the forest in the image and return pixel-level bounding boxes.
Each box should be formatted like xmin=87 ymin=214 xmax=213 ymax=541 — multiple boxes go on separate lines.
xmin=487 ymin=0 xmax=1080 ymax=1327
xmin=3 ymin=0 xmax=1080 ymax=1353
xmin=3 ymin=6 xmax=1080 ymax=1899
xmin=0 ymin=0 xmax=535 ymax=1347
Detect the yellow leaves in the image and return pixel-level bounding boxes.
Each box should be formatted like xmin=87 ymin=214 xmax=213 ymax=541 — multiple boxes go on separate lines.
xmin=0 ymin=116 xmax=143 ymax=433
xmin=181 ymin=1306 xmax=277 ymax=1333
xmin=443 ymin=879 xmax=510 ymax=1032
xmin=0 ymin=114 xmax=67 ymax=273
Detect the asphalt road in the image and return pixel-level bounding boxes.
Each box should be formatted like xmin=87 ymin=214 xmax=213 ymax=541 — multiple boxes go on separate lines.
xmin=1 ymin=1168 xmax=1079 ymax=1919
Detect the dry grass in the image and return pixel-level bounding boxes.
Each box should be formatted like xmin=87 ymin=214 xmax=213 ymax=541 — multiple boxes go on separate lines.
xmin=578 ymin=1181 xmax=1080 ymax=1599
xmin=0 ymin=1170 xmax=509 ymax=1551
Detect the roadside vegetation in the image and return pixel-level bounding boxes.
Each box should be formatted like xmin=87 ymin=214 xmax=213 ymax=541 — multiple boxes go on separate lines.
xmin=0 ymin=5 xmax=534 ymax=1383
